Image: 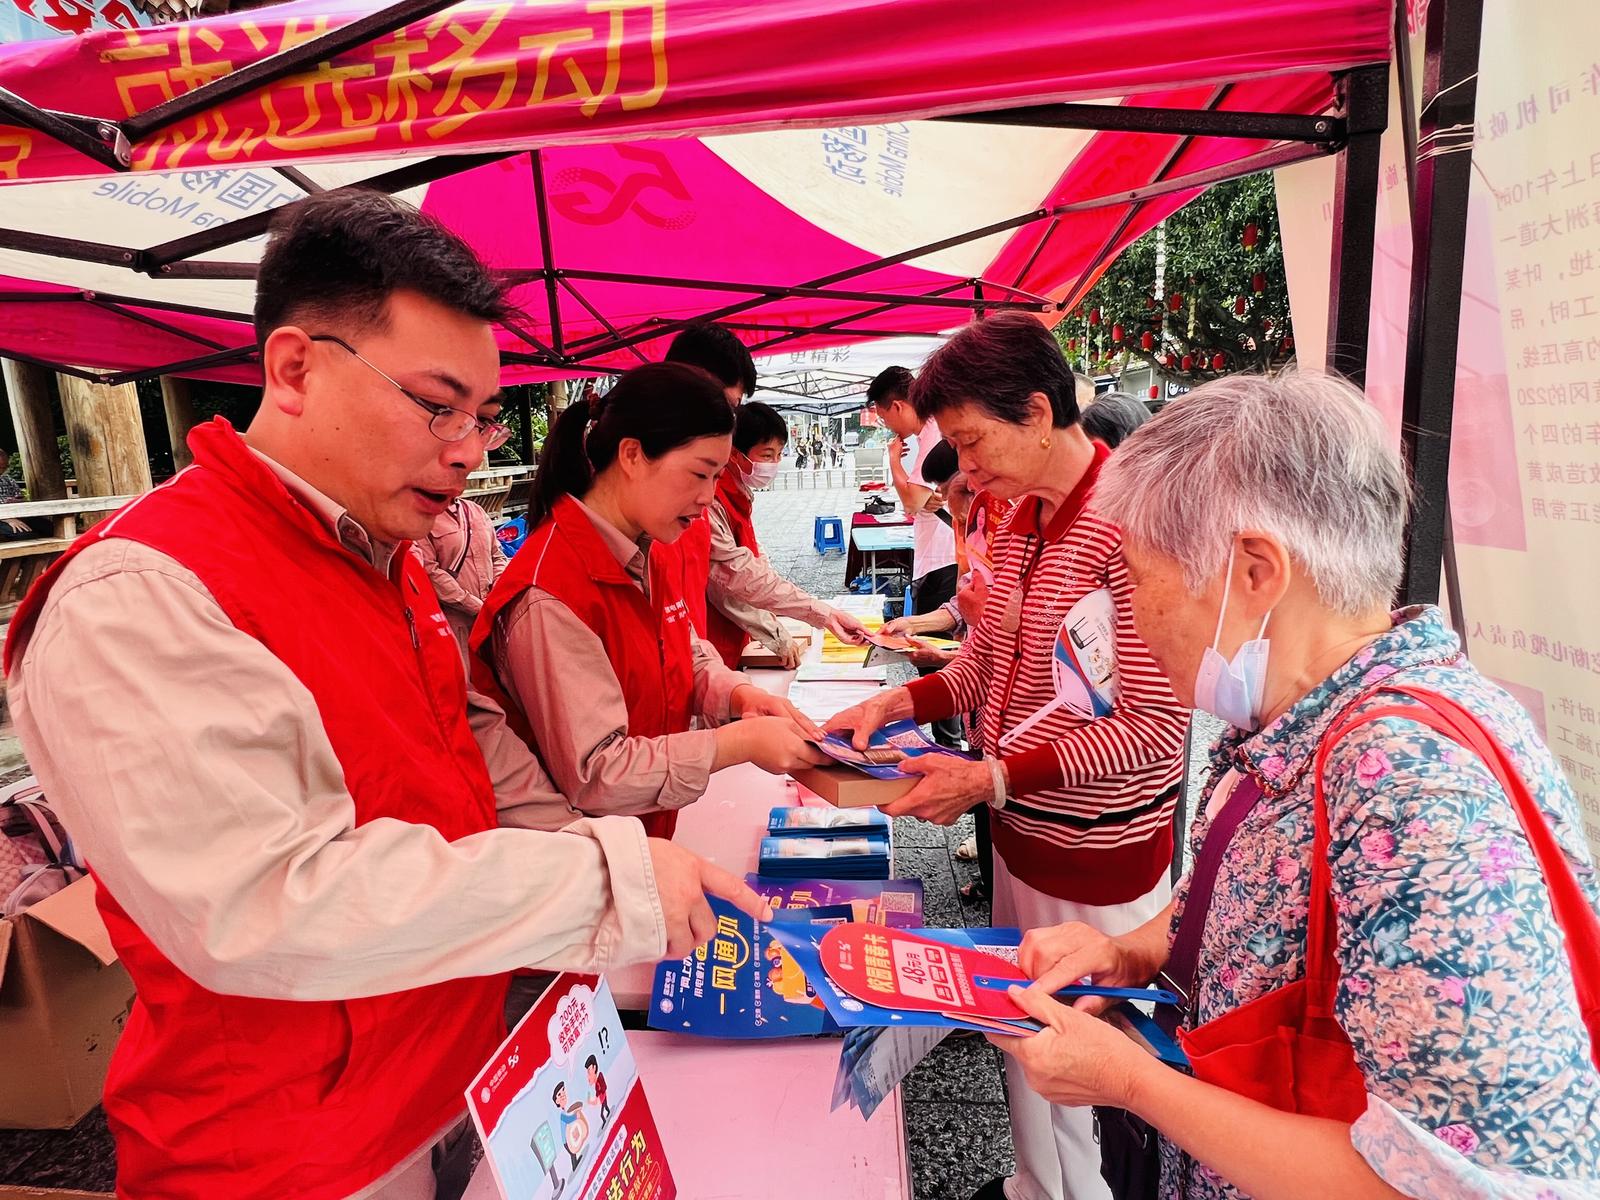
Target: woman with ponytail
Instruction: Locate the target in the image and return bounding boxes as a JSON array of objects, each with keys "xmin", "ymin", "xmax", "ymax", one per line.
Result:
[{"xmin": 471, "ymin": 363, "xmax": 826, "ymax": 838}]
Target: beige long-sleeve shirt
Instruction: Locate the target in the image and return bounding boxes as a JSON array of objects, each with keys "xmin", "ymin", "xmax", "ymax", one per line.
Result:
[
  {"xmin": 412, "ymin": 497, "xmax": 507, "ymax": 657},
  {"xmin": 705, "ymin": 491, "xmax": 832, "ymax": 656},
  {"xmin": 491, "ymin": 498, "xmax": 746, "ymax": 819},
  {"xmin": 5, "ymin": 455, "xmax": 669, "ymax": 1004}
]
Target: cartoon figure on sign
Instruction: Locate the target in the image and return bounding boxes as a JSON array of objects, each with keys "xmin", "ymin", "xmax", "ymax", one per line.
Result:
[
  {"xmin": 584, "ymin": 1053, "xmax": 610, "ymax": 1129},
  {"xmin": 551, "ymin": 1081, "xmax": 590, "ymax": 1171},
  {"xmin": 528, "ymin": 1120, "xmax": 565, "ymax": 1197}
]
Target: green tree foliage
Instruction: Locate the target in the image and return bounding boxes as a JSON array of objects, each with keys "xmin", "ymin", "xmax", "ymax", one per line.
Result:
[{"xmin": 1056, "ymin": 173, "xmax": 1294, "ymax": 386}]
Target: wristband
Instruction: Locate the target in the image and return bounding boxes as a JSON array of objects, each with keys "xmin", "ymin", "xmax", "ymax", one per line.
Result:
[{"xmin": 988, "ymin": 758, "xmax": 1010, "ymax": 811}]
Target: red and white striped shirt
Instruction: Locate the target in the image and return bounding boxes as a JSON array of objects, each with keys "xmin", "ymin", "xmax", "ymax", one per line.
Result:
[{"xmin": 905, "ymin": 444, "xmax": 1188, "ymax": 904}]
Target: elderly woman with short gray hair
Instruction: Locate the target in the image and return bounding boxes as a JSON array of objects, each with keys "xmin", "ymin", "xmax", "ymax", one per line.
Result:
[{"xmin": 995, "ymin": 372, "xmax": 1600, "ymax": 1199}]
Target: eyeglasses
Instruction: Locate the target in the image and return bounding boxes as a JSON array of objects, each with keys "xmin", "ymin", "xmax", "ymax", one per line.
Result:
[{"xmin": 310, "ymin": 334, "xmax": 512, "ymax": 451}]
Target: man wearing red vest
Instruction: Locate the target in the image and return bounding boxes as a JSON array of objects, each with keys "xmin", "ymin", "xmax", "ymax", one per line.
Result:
[{"xmin": 3, "ymin": 191, "xmax": 767, "ymax": 1200}]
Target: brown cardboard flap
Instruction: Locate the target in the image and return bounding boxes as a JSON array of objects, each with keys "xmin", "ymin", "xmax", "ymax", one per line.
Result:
[
  {"xmin": 0, "ymin": 919, "xmax": 12, "ymax": 986},
  {"xmin": 19, "ymin": 876, "xmax": 117, "ymax": 966},
  {"xmin": 0, "ymin": 1188, "xmax": 116, "ymax": 1199}
]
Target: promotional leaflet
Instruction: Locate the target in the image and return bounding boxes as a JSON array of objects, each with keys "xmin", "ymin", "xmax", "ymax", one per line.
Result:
[
  {"xmin": 816, "ymin": 719, "xmax": 967, "ymax": 780},
  {"xmin": 646, "ymin": 898, "xmax": 853, "ymax": 1039},
  {"xmin": 467, "ymin": 976, "xmax": 673, "ymax": 1200},
  {"xmin": 747, "ymin": 876, "xmax": 925, "ymax": 928},
  {"xmin": 999, "ymin": 587, "xmax": 1119, "ymax": 751}
]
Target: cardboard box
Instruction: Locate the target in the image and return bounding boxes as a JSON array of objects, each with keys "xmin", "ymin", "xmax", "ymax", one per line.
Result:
[
  {"xmin": 0, "ymin": 1188, "xmax": 114, "ymax": 1198},
  {"xmin": 789, "ymin": 764, "xmax": 915, "ymax": 808},
  {"xmin": 0, "ymin": 876, "xmax": 133, "ymax": 1129}
]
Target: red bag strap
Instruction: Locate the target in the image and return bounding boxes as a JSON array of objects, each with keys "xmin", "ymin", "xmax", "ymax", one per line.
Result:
[{"xmin": 1310, "ymin": 685, "xmax": 1600, "ymax": 1069}]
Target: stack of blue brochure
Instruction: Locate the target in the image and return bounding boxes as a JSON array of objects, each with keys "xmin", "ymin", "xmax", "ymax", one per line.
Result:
[{"xmin": 757, "ymin": 833, "xmax": 890, "ymax": 880}]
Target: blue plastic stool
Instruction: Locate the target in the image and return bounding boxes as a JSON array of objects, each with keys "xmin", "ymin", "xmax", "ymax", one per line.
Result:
[{"xmin": 813, "ymin": 515, "xmax": 846, "ymax": 555}]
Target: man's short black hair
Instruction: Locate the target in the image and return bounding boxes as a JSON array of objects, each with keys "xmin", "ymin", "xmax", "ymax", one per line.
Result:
[
  {"xmin": 552, "ymin": 1082, "xmax": 566, "ymax": 1104},
  {"xmin": 733, "ymin": 401, "xmax": 788, "ymax": 454},
  {"xmin": 921, "ymin": 438, "xmax": 958, "ymax": 486},
  {"xmin": 665, "ymin": 323, "xmax": 758, "ymax": 397},
  {"xmin": 584, "ymin": 1054, "xmax": 598, "ymax": 1071},
  {"xmin": 254, "ymin": 189, "xmax": 510, "ymax": 350},
  {"xmin": 866, "ymin": 365, "xmax": 913, "ymax": 407}
]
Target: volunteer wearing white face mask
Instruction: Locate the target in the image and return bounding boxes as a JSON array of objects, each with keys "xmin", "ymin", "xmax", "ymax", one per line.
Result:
[{"xmin": 704, "ymin": 401, "xmax": 870, "ymax": 668}]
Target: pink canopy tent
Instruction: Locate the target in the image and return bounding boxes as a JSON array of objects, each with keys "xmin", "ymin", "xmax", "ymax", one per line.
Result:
[{"xmin": 0, "ymin": 0, "xmax": 1393, "ymax": 385}]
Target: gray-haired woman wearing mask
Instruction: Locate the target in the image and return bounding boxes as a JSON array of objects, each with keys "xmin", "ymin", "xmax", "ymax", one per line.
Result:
[{"xmin": 997, "ymin": 372, "xmax": 1600, "ymax": 1200}]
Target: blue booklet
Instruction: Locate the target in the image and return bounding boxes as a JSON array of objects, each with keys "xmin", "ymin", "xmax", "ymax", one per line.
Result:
[
  {"xmin": 645, "ymin": 898, "xmax": 854, "ymax": 1039},
  {"xmin": 767, "ymin": 805, "xmax": 890, "ymax": 838},
  {"xmin": 816, "ymin": 719, "xmax": 967, "ymax": 780},
  {"xmin": 757, "ymin": 833, "xmax": 890, "ymax": 880}
]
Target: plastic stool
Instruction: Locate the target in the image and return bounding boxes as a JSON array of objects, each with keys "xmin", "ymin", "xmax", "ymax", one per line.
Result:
[{"xmin": 813, "ymin": 515, "xmax": 846, "ymax": 555}]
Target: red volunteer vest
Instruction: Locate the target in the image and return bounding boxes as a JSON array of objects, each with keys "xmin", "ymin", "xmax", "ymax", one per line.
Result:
[
  {"xmin": 471, "ymin": 494, "xmax": 696, "ymax": 839},
  {"xmin": 3, "ymin": 420, "xmax": 508, "ymax": 1200},
  {"xmin": 705, "ymin": 464, "xmax": 760, "ymax": 668},
  {"xmin": 652, "ymin": 509, "xmax": 711, "ymax": 636}
]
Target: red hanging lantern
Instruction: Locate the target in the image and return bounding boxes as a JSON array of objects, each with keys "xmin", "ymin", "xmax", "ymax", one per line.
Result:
[
  {"xmin": 1283, "ymin": 335, "xmax": 1294, "ymax": 352},
  {"xmin": 1067, "ymin": 337, "xmax": 1078, "ymax": 352},
  {"xmin": 1211, "ymin": 353, "xmax": 1226, "ymax": 370},
  {"xmin": 1111, "ymin": 323, "xmax": 1125, "ymax": 344},
  {"xmin": 1181, "ymin": 354, "xmax": 1194, "ymax": 371},
  {"xmin": 1263, "ymin": 317, "xmax": 1275, "ymax": 331},
  {"xmin": 1140, "ymin": 331, "xmax": 1154, "ymax": 351},
  {"xmin": 1242, "ymin": 222, "xmax": 1259, "ymax": 251},
  {"xmin": 1234, "ymin": 296, "xmax": 1248, "ymax": 317},
  {"xmin": 1089, "ymin": 307, "xmax": 1102, "ymax": 326},
  {"xmin": 1169, "ymin": 292, "xmax": 1184, "ymax": 312},
  {"xmin": 1252, "ymin": 272, "xmax": 1266, "ymax": 295},
  {"xmin": 1149, "ymin": 385, "xmax": 1160, "ymax": 400}
]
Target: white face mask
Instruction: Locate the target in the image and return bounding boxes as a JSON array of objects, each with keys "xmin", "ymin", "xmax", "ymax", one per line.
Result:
[
  {"xmin": 1192, "ymin": 544, "xmax": 1272, "ymax": 731},
  {"xmin": 746, "ymin": 461, "xmax": 782, "ymax": 489}
]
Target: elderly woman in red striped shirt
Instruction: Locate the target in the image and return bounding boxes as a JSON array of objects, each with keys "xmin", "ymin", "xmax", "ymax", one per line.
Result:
[{"xmin": 826, "ymin": 312, "xmax": 1188, "ymax": 1200}]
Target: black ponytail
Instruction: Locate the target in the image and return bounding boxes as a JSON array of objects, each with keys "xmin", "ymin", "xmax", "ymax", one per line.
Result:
[{"xmin": 529, "ymin": 362, "xmax": 735, "ymax": 528}]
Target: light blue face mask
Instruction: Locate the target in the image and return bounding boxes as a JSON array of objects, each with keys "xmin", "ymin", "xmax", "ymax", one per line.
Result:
[{"xmin": 1192, "ymin": 544, "xmax": 1272, "ymax": 731}]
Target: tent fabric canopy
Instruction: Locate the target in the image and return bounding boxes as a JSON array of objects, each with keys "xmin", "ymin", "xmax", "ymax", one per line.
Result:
[{"xmin": 0, "ymin": 0, "xmax": 1393, "ymax": 385}]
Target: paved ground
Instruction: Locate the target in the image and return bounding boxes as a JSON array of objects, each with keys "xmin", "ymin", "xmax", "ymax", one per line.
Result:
[{"xmin": 0, "ymin": 467, "xmax": 1216, "ymax": 1199}]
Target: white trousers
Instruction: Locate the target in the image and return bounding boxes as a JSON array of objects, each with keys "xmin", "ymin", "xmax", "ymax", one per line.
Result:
[{"xmin": 992, "ymin": 854, "xmax": 1172, "ymax": 1200}]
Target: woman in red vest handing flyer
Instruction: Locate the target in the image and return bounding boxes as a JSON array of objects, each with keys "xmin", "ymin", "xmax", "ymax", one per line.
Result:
[{"xmin": 473, "ymin": 363, "xmax": 826, "ymax": 838}]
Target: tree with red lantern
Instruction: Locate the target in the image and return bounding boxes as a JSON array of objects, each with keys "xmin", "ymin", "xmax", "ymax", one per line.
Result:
[{"xmin": 1056, "ymin": 174, "xmax": 1295, "ymax": 388}]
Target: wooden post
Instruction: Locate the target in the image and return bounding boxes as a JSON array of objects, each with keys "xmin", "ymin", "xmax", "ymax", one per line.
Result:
[
  {"xmin": 1, "ymin": 359, "xmax": 66, "ymax": 501},
  {"xmin": 57, "ymin": 375, "xmax": 152, "ymax": 498},
  {"xmin": 160, "ymin": 376, "xmax": 199, "ymax": 471}
]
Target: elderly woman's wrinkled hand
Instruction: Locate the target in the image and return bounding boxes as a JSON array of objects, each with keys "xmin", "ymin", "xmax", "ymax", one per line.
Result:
[
  {"xmin": 987, "ymin": 986, "xmax": 1154, "ymax": 1109},
  {"xmin": 1021, "ymin": 922, "xmax": 1151, "ymax": 1014},
  {"xmin": 882, "ymin": 754, "xmax": 988, "ymax": 825}
]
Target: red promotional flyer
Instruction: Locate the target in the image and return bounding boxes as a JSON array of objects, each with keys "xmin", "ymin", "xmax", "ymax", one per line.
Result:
[
  {"xmin": 467, "ymin": 975, "xmax": 675, "ymax": 1200},
  {"xmin": 818, "ymin": 925, "xmax": 1029, "ymax": 1027}
]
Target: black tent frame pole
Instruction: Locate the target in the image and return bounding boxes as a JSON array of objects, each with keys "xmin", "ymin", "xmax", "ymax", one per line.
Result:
[
  {"xmin": 1325, "ymin": 64, "xmax": 1390, "ymax": 387},
  {"xmin": 1399, "ymin": 0, "xmax": 1485, "ymax": 606},
  {"xmin": 529, "ymin": 150, "xmax": 565, "ymax": 360}
]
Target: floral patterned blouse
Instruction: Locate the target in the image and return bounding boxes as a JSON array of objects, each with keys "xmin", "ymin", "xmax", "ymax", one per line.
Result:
[{"xmin": 1161, "ymin": 606, "xmax": 1600, "ymax": 1199}]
